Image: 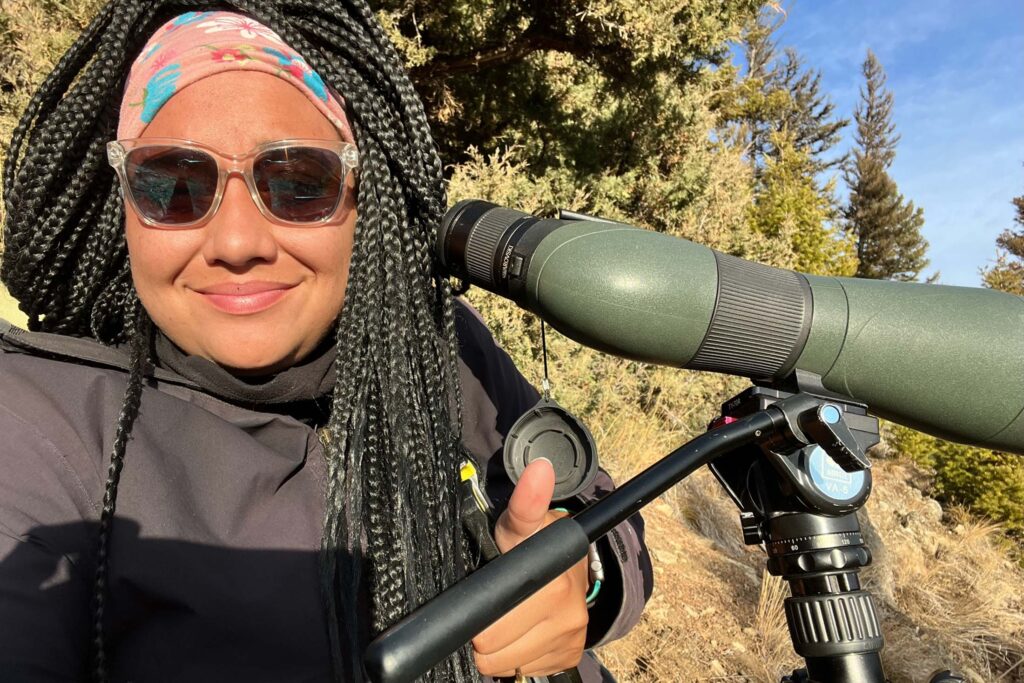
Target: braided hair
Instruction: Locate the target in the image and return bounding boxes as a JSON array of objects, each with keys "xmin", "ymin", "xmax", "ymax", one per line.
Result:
[{"xmin": 1, "ymin": 1, "xmax": 476, "ymax": 681}]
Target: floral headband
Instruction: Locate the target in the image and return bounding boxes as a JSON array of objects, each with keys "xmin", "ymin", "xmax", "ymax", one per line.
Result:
[{"xmin": 117, "ymin": 10, "xmax": 354, "ymax": 142}]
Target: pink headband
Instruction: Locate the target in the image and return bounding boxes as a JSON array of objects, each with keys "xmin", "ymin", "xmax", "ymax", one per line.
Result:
[{"xmin": 117, "ymin": 10, "xmax": 354, "ymax": 142}]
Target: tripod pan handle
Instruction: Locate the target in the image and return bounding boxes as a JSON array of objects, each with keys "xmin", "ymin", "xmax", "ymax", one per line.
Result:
[{"xmin": 363, "ymin": 517, "xmax": 591, "ymax": 683}]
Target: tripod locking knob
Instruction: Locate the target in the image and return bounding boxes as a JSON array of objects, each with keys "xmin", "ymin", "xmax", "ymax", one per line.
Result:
[
  {"xmin": 740, "ymin": 511, "xmax": 764, "ymax": 545},
  {"xmin": 800, "ymin": 404, "xmax": 871, "ymax": 473}
]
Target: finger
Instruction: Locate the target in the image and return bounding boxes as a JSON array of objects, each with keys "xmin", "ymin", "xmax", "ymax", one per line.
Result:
[
  {"xmin": 472, "ymin": 568, "xmax": 588, "ymax": 655},
  {"xmin": 494, "ymin": 458, "xmax": 556, "ymax": 552},
  {"xmin": 512, "ymin": 636, "xmax": 588, "ymax": 678},
  {"xmin": 473, "ymin": 581, "xmax": 561, "ymax": 655},
  {"xmin": 473, "ymin": 617, "xmax": 585, "ymax": 678}
]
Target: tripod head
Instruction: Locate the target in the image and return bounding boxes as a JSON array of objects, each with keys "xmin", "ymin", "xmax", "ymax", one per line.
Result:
[{"xmin": 710, "ymin": 387, "xmax": 884, "ymax": 683}]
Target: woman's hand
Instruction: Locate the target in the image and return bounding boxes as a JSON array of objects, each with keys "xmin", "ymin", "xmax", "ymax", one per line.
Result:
[{"xmin": 471, "ymin": 459, "xmax": 591, "ymax": 678}]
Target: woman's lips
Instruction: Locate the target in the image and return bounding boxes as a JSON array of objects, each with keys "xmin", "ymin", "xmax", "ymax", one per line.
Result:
[{"xmin": 197, "ymin": 286, "xmax": 294, "ymax": 314}]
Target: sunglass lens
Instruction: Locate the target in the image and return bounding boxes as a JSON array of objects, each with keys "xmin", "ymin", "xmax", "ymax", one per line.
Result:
[
  {"xmin": 254, "ymin": 147, "xmax": 344, "ymax": 223},
  {"xmin": 125, "ymin": 147, "xmax": 218, "ymax": 225}
]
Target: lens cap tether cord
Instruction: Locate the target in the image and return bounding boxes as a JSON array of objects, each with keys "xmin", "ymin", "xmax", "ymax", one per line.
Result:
[
  {"xmin": 458, "ymin": 320, "xmax": 597, "ymax": 683},
  {"xmin": 505, "ymin": 321, "xmax": 599, "ymax": 501}
]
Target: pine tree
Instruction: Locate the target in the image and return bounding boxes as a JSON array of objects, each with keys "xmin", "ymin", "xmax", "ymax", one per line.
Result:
[
  {"xmin": 843, "ymin": 50, "xmax": 930, "ymax": 281},
  {"xmin": 775, "ymin": 47, "xmax": 848, "ymax": 172},
  {"xmin": 726, "ymin": 8, "xmax": 851, "ymax": 276},
  {"xmin": 375, "ymin": 0, "xmax": 765, "ymax": 182},
  {"xmin": 730, "ymin": 8, "xmax": 848, "ymax": 175},
  {"xmin": 981, "ymin": 193, "xmax": 1024, "ymax": 295},
  {"xmin": 747, "ymin": 131, "xmax": 856, "ymax": 275}
]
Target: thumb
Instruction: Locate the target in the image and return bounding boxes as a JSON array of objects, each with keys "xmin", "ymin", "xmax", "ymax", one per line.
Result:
[{"xmin": 494, "ymin": 458, "xmax": 556, "ymax": 553}]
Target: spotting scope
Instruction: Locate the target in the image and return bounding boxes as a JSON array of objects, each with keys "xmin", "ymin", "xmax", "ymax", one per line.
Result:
[{"xmin": 437, "ymin": 200, "xmax": 1024, "ymax": 455}]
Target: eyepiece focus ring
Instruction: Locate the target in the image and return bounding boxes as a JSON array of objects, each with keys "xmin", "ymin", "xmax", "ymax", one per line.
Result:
[{"xmin": 463, "ymin": 207, "xmax": 528, "ymax": 286}]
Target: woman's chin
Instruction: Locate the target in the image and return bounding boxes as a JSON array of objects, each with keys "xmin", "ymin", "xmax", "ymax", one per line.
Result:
[
  {"xmin": 204, "ymin": 344, "xmax": 301, "ymax": 377},
  {"xmin": 222, "ymin": 356, "xmax": 296, "ymax": 377}
]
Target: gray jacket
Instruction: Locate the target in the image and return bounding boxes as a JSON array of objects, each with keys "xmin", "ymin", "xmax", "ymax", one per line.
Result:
[{"xmin": 0, "ymin": 302, "xmax": 652, "ymax": 682}]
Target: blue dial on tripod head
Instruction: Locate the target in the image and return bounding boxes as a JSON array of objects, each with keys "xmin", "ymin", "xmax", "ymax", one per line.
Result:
[{"xmin": 806, "ymin": 445, "xmax": 867, "ymax": 502}]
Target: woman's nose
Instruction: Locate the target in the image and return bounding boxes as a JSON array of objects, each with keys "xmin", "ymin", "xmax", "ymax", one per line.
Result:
[{"xmin": 200, "ymin": 173, "xmax": 278, "ymax": 268}]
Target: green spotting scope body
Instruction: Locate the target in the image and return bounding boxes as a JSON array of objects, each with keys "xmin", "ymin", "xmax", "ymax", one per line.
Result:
[{"xmin": 438, "ymin": 200, "xmax": 1024, "ymax": 456}]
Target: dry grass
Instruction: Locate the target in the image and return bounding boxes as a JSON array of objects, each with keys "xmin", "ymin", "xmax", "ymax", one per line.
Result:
[{"xmin": 865, "ymin": 464, "xmax": 1024, "ymax": 682}]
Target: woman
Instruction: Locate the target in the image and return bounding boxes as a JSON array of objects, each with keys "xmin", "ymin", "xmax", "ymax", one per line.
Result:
[{"xmin": 0, "ymin": 2, "xmax": 652, "ymax": 682}]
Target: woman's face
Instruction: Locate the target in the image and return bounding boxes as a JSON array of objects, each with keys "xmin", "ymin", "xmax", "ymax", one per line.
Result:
[{"xmin": 124, "ymin": 71, "xmax": 356, "ymax": 375}]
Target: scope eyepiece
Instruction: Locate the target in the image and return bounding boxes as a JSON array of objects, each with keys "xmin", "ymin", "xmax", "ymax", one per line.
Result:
[{"xmin": 437, "ymin": 199, "xmax": 562, "ymax": 301}]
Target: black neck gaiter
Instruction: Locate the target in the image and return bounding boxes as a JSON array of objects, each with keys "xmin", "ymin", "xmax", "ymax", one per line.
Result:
[{"xmin": 152, "ymin": 328, "xmax": 338, "ymax": 426}]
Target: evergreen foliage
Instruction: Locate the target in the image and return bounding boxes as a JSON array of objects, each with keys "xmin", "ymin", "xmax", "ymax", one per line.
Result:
[
  {"xmin": 843, "ymin": 50, "xmax": 930, "ymax": 281},
  {"xmin": 887, "ymin": 424, "xmax": 1024, "ymax": 539},
  {"xmin": 722, "ymin": 9, "xmax": 853, "ymax": 277},
  {"xmin": 981, "ymin": 193, "xmax": 1024, "ymax": 295},
  {"xmin": 378, "ymin": 0, "xmax": 762, "ymax": 184},
  {"xmin": 747, "ymin": 131, "xmax": 856, "ymax": 275},
  {"xmin": 726, "ymin": 8, "xmax": 848, "ymax": 175}
]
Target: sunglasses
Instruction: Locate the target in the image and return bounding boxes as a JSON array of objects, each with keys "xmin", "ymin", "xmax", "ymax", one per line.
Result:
[{"xmin": 106, "ymin": 137, "xmax": 360, "ymax": 228}]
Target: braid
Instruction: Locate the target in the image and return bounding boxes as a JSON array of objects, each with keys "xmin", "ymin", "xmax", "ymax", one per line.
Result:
[
  {"xmin": 2, "ymin": 0, "xmax": 173, "ymax": 340},
  {"xmin": 1, "ymin": 1, "xmax": 474, "ymax": 680},
  {"xmin": 91, "ymin": 297, "xmax": 151, "ymax": 681}
]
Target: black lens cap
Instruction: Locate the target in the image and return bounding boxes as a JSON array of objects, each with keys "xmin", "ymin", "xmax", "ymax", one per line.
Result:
[{"xmin": 503, "ymin": 398, "xmax": 599, "ymax": 501}]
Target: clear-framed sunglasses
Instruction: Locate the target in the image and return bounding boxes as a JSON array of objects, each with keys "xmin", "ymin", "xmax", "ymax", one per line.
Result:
[{"xmin": 106, "ymin": 137, "xmax": 360, "ymax": 228}]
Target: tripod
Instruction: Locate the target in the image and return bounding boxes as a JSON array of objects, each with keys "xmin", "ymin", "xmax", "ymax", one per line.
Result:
[{"xmin": 363, "ymin": 385, "xmax": 966, "ymax": 683}]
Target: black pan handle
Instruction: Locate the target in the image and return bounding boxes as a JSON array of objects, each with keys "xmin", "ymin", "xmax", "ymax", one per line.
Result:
[{"xmin": 363, "ymin": 517, "xmax": 590, "ymax": 683}]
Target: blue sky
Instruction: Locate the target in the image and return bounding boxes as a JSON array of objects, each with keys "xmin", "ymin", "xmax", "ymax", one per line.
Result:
[{"xmin": 765, "ymin": 0, "xmax": 1024, "ymax": 287}]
